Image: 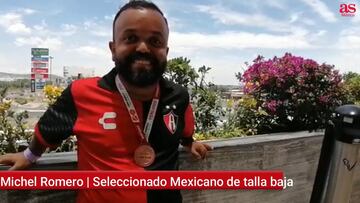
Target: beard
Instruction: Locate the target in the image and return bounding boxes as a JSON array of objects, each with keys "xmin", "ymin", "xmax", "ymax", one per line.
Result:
[{"xmin": 114, "ymin": 52, "xmax": 166, "ymax": 87}]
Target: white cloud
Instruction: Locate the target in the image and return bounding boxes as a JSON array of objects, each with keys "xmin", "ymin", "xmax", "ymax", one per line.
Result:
[
  {"xmin": 169, "ymin": 31, "xmax": 313, "ymax": 55},
  {"xmin": 337, "ymin": 27, "xmax": 360, "ymax": 49},
  {"xmin": 300, "ymin": 0, "xmax": 337, "ymax": 22},
  {"xmin": 8, "ymin": 23, "xmax": 31, "ymax": 34},
  {"xmin": 337, "ymin": 35, "xmax": 360, "ymax": 49},
  {"xmin": 31, "ymin": 21, "xmax": 78, "ymax": 37},
  {"xmin": 33, "ymin": 25, "xmax": 45, "ymax": 31},
  {"xmin": 352, "ymin": 12, "xmax": 360, "ymax": 23},
  {"xmin": 301, "ymin": 18, "xmax": 316, "ymax": 26},
  {"xmin": 83, "ymin": 19, "xmax": 111, "ymax": 38},
  {"xmin": 0, "ymin": 13, "xmax": 31, "ymax": 35},
  {"xmin": 289, "ymin": 12, "xmax": 316, "ymax": 25},
  {"xmin": 235, "ymin": 0, "xmax": 288, "ymax": 11},
  {"xmin": 83, "ymin": 20, "xmax": 97, "ymax": 29},
  {"xmin": 33, "ymin": 24, "xmax": 47, "ymax": 33},
  {"xmin": 104, "ymin": 15, "xmax": 114, "ymax": 21},
  {"xmin": 72, "ymin": 46, "xmax": 110, "ymax": 58},
  {"xmin": 196, "ymin": 5, "xmax": 303, "ymax": 33},
  {"xmin": 18, "ymin": 8, "xmax": 37, "ymax": 15},
  {"xmin": 340, "ymin": 27, "xmax": 360, "ymax": 36},
  {"xmin": 91, "ymin": 29, "xmax": 111, "ymax": 37},
  {"xmin": 0, "ymin": 8, "xmax": 36, "ymax": 35},
  {"xmin": 186, "ymin": 55, "xmax": 245, "ymax": 85},
  {"xmin": 263, "ymin": 0, "xmax": 287, "ymax": 10},
  {"xmin": 61, "ymin": 24, "xmax": 78, "ymax": 36},
  {"xmin": 290, "ymin": 13, "xmax": 300, "ymax": 23},
  {"xmin": 331, "ymin": 52, "xmax": 360, "ymax": 73},
  {"xmin": 0, "ymin": 54, "xmax": 9, "ymax": 69},
  {"xmin": 14, "ymin": 37, "xmax": 62, "ymax": 50},
  {"xmin": 315, "ymin": 30, "xmax": 327, "ymax": 36},
  {"xmin": 168, "ymin": 17, "xmax": 184, "ymax": 30}
]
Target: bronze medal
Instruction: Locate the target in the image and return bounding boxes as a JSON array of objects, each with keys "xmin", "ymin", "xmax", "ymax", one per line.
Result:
[
  {"xmin": 134, "ymin": 144, "xmax": 155, "ymax": 167},
  {"xmin": 115, "ymin": 76, "xmax": 159, "ymax": 168}
]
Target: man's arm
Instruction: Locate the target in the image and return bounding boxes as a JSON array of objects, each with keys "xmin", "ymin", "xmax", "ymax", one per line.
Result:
[
  {"xmin": 183, "ymin": 141, "xmax": 212, "ymax": 160},
  {"xmin": 0, "ymin": 135, "xmax": 47, "ymax": 170},
  {"xmin": 28, "ymin": 135, "xmax": 48, "ymax": 156},
  {"xmin": 0, "ymin": 84, "xmax": 77, "ymax": 170},
  {"xmin": 181, "ymin": 104, "xmax": 212, "ymax": 159}
]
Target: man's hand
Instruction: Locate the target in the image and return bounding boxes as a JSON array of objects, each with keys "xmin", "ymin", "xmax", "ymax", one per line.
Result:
[
  {"xmin": 0, "ymin": 152, "xmax": 32, "ymax": 170},
  {"xmin": 187, "ymin": 142, "xmax": 212, "ymax": 160}
]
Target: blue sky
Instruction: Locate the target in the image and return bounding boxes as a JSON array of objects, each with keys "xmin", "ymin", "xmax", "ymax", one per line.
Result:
[{"xmin": 0, "ymin": 0, "xmax": 359, "ymax": 85}]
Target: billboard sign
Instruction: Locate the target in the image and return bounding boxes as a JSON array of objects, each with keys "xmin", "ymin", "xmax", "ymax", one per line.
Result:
[
  {"xmin": 31, "ymin": 48, "xmax": 49, "ymax": 56},
  {"xmin": 31, "ymin": 68, "xmax": 48, "ymax": 74},
  {"xmin": 35, "ymin": 79, "xmax": 46, "ymax": 89},
  {"xmin": 31, "ymin": 56, "xmax": 49, "ymax": 62},
  {"xmin": 31, "ymin": 48, "xmax": 49, "ymax": 91},
  {"xmin": 32, "ymin": 62, "xmax": 48, "ymax": 69}
]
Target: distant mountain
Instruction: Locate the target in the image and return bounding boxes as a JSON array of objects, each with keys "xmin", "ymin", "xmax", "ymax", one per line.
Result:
[
  {"xmin": 0, "ymin": 72, "xmax": 63, "ymax": 82},
  {"xmin": 217, "ymin": 84, "xmax": 242, "ymax": 89},
  {"xmin": 0, "ymin": 72, "xmax": 28, "ymax": 81}
]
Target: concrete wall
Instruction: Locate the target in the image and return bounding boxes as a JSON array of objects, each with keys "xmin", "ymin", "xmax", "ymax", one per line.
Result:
[{"xmin": 0, "ymin": 131, "xmax": 359, "ymax": 203}]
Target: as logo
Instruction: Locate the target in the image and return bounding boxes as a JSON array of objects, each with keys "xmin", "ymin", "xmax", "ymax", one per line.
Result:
[
  {"xmin": 163, "ymin": 111, "xmax": 178, "ymax": 134},
  {"xmin": 339, "ymin": 4, "xmax": 357, "ymax": 16}
]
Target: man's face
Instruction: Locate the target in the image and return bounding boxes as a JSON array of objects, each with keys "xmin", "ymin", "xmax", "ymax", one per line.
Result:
[{"xmin": 109, "ymin": 8, "xmax": 169, "ymax": 87}]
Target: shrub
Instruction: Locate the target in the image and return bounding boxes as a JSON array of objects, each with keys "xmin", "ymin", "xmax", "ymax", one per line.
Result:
[
  {"xmin": 192, "ymin": 86, "xmax": 223, "ymax": 133},
  {"xmin": 240, "ymin": 53, "xmax": 346, "ymax": 132},
  {"xmin": 226, "ymin": 96, "xmax": 274, "ymax": 135},
  {"xmin": 343, "ymin": 72, "xmax": 360, "ymax": 105},
  {"xmin": 165, "ymin": 58, "xmax": 224, "ymax": 135},
  {"xmin": 0, "ymin": 87, "xmax": 32, "ymax": 154},
  {"xmin": 43, "ymin": 85, "xmax": 64, "ymax": 105}
]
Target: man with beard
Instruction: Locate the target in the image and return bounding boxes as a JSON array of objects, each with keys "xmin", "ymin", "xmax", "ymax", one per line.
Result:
[{"xmin": 0, "ymin": 1, "xmax": 211, "ymax": 203}]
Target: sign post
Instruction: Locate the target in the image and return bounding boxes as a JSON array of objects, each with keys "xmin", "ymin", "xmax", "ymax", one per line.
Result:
[{"xmin": 31, "ymin": 48, "xmax": 49, "ymax": 91}]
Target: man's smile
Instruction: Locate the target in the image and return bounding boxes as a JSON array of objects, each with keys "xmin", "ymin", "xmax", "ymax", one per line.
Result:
[{"xmin": 132, "ymin": 59, "xmax": 152, "ymax": 69}]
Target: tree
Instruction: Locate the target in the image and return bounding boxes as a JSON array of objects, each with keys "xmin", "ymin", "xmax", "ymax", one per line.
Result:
[
  {"xmin": 165, "ymin": 57, "xmax": 224, "ymax": 134},
  {"xmin": 165, "ymin": 57, "xmax": 198, "ymax": 88},
  {"xmin": 0, "ymin": 87, "xmax": 32, "ymax": 154},
  {"xmin": 239, "ymin": 53, "xmax": 346, "ymax": 133},
  {"xmin": 0, "ymin": 79, "xmax": 31, "ymax": 89},
  {"xmin": 343, "ymin": 72, "xmax": 359, "ymax": 81},
  {"xmin": 343, "ymin": 72, "xmax": 360, "ymax": 104}
]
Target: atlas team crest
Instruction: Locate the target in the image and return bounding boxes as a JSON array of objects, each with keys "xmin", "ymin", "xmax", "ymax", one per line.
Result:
[{"xmin": 163, "ymin": 111, "xmax": 178, "ymax": 134}]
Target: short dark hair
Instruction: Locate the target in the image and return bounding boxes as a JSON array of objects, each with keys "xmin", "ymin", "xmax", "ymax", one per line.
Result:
[{"xmin": 112, "ymin": 0, "xmax": 168, "ymax": 40}]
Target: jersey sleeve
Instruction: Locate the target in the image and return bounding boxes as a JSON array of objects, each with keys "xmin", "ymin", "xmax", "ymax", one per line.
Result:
[
  {"xmin": 180, "ymin": 103, "xmax": 195, "ymax": 146},
  {"xmin": 34, "ymin": 84, "xmax": 77, "ymax": 147}
]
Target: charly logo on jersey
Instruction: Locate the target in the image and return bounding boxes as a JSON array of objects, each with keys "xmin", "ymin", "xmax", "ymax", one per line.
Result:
[
  {"xmin": 98, "ymin": 112, "xmax": 117, "ymax": 130},
  {"xmin": 163, "ymin": 110, "xmax": 178, "ymax": 134}
]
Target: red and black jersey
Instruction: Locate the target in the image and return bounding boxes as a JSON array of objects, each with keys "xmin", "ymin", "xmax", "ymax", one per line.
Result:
[{"xmin": 34, "ymin": 68, "xmax": 195, "ymax": 203}]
